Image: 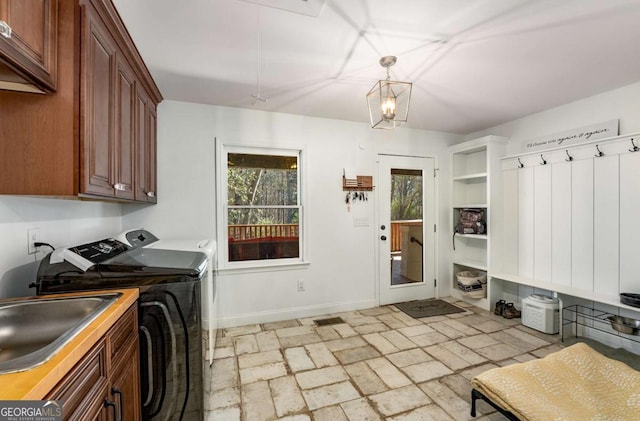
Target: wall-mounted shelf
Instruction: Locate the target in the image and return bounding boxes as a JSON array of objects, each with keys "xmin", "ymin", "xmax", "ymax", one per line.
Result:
[
  {"xmin": 455, "ymin": 233, "xmax": 487, "ymax": 240},
  {"xmin": 453, "ymin": 258, "xmax": 488, "ymax": 271},
  {"xmin": 453, "ymin": 173, "xmax": 488, "ymax": 182},
  {"xmin": 342, "ymin": 175, "xmax": 374, "ymax": 191}
]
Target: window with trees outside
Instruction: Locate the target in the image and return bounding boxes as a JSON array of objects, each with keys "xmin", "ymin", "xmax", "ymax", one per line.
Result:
[{"xmin": 225, "ymin": 150, "xmax": 301, "ymax": 263}]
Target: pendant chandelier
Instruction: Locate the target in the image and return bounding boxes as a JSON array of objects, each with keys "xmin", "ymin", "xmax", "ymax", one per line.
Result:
[{"xmin": 366, "ymin": 56, "xmax": 412, "ymax": 129}]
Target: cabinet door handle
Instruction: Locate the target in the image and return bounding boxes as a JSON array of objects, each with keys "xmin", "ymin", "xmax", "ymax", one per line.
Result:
[
  {"xmin": 0, "ymin": 21, "xmax": 11, "ymax": 39},
  {"xmin": 146, "ymin": 191, "xmax": 155, "ymax": 198},
  {"xmin": 113, "ymin": 183, "xmax": 126, "ymax": 191},
  {"xmin": 112, "ymin": 387, "xmax": 124, "ymax": 421},
  {"xmin": 104, "ymin": 398, "xmax": 119, "ymax": 421}
]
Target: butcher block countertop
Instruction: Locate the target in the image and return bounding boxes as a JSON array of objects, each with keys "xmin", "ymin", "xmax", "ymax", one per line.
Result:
[{"xmin": 0, "ymin": 288, "xmax": 139, "ymax": 400}]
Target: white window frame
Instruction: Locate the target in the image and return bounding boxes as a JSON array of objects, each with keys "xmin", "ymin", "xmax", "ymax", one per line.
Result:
[{"xmin": 216, "ymin": 139, "xmax": 308, "ymax": 271}]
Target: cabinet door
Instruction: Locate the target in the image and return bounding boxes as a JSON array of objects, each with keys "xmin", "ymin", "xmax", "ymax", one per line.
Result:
[
  {"xmin": 108, "ymin": 305, "xmax": 141, "ymax": 421},
  {"xmin": 46, "ymin": 339, "xmax": 109, "ymax": 421},
  {"xmin": 147, "ymin": 104, "xmax": 157, "ymax": 203},
  {"xmin": 109, "ymin": 340, "xmax": 141, "ymax": 421},
  {"xmin": 134, "ymin": 88, "xmax": 157, "ymax": 203},
  {"xmin": 81, "ymin": 3, "xmax": 116, "ymax": 198},
  {"xmin": 114, "ymin": 52, "xmax": 135, "ymax": 200},
  {"xmin": 0, "ymin": 0, "xmax": 57, "ymax": 92}
]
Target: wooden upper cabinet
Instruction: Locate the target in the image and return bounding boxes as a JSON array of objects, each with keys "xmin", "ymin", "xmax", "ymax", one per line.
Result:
[
  {"xmin": 80, "ymin": 0, "xmax": 159, "ymax": 202},
  {"xmin": 0, "ymin": 0, "xmax": 57, "ymax": 93},
  {"xmin": 0, "ymin": 0, "xmax": 162, "ymax": 202}
]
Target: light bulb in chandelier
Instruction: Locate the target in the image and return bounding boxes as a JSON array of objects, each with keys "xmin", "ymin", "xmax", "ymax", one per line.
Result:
[{"xmin": 381, "ymin": 96, "xmax": 396, "ymax": 120}]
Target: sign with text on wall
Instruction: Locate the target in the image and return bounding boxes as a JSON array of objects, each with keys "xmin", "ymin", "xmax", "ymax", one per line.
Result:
[{"xmin": 522, "ymin": 119, "xmax": 619, "ymax": 153}]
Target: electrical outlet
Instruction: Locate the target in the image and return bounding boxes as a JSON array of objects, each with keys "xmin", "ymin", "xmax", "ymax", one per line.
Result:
[
  {"xmin": 27, "ymin": 227, "xmax": 40, "ymax": 254},
  {"xmin": 297, "ymin": 280, "xmax": 305, "ymax": 292}
]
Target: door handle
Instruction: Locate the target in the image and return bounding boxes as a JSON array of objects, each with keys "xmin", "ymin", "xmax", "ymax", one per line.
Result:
[
  {"xmin": 104, "ymin": 398, "xmax": 118, "ymax": 421},
  {"xmin": 0, "ymin": 21, "xmax": 11, "ymax": 39},
  {"xmin": 112, "ymin": 387, "xmax": 124, "ymax": 421},
  {"xmin": 380, "ymin": 235, "xmax": 387, "ymax": 241}
]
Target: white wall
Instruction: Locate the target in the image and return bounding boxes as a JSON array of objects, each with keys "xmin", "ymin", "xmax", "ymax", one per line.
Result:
[
  {"xmin": 122, "ymin": 101, "xmax": 462, "ymax": 327},
  {"xmin": 0, "ymin": 197, "xmax": 122, "ymax": 298},
  {"xmin": 466, "ymin": 81, "xmax": 640, "ymax": 153}
]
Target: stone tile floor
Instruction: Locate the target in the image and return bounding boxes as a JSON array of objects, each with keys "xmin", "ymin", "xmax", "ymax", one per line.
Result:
[{"xmin": 204, "ymin": 298, "xmax": 562, "ymax": 420}]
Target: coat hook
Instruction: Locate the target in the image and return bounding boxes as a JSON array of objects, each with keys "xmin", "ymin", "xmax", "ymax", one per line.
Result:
[
  {"xmin": 630, "ymin": 138, "xmax": 639, "ymax": 152},
  {"xmin": 540, "ymin": 154, "xmax": 547, "ymax": 165},
  {"xmin": 565, "ymin": 150, "xmax": 573, "ymax": 162},
  {"xmin": 517, "ymin": 158, "xmax": 524, "ymax": 168},
  {"xmin": 594, "ymin": 145, "xmax": 604, "ymax": 157}
]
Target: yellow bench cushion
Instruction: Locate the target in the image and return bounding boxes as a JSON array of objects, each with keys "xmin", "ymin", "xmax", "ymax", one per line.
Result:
[{"xmin": 472, "ymin": 342, "xmax": 640, "ymax": 420}]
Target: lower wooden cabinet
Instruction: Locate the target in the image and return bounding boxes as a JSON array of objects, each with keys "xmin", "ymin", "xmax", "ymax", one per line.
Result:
[{"xmin": 47, "ymin": 304, "xmax": 140, "ymax": 421}]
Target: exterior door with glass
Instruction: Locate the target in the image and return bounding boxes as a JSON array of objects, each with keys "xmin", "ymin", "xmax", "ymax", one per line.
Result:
[{"xmin": 377, "ymin": 154, "xmax": 435, "ymax": 305}]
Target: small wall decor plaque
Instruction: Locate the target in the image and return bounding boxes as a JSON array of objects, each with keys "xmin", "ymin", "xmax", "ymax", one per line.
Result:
[{"xmin": 521, "ymin": 119, "xmax": 619, "ymax": 153}]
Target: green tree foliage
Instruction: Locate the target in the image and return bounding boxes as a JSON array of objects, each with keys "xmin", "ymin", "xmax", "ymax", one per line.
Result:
[
  {"xmin": 390, "ymin": 174, "xmax": 422, "ymax": 221},
  {"xmin": 228, "ymin": 167, "xmax": 298, "ymax": 225}
]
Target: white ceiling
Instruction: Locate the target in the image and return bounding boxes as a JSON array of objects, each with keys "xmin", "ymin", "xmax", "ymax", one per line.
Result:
[{"xmin": 112, "ymin": 0, "xmax": 640, "ymax": 134}]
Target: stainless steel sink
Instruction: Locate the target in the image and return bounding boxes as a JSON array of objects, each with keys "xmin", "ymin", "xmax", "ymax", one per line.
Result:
[{"xmin": 0, "ymin": 293, "xmax": 121, "ymax": 374}]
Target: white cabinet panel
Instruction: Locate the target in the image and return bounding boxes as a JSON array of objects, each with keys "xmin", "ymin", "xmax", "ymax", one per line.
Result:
[
  {"xmin": 571, "ymin": 159, "xmax": 594, "ymax": 292},
  {"xmin": 620, "ymin": 152, "xmax": 640, "ymax": 294},
  {"xmin": 594, "ymin": 155, "xmax": 619, "ymax": 296},
  {"xmin": 534, "ymin": 165, "xmax": 552, "ymax": 282},
  {"xmin": 551, "ymin": 162, "xmax": 572, "ymax": 286},
  {"xmin": 518, "ymin": 167, "xmax": 534, "ymax": 278},
  {"xmin": 502, "ymin": 169, "xmax": 519, "ymax": 274}
]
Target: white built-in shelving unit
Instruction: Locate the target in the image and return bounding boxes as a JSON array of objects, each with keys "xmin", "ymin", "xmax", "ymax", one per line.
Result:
[{"xmin": 449, "ymin": 136, "xmax": 507, "ymax": 310}]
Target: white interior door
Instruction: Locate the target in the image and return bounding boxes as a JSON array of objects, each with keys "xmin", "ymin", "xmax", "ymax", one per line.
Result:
[{"xmin": 377, "ymin": 154, "xmax": 435, "ymax": 305}]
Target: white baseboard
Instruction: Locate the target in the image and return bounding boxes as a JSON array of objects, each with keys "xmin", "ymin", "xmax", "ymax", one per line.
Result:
[{"xmin": 217, "ymin": 299, "xmax": 378, "ymax": 328}]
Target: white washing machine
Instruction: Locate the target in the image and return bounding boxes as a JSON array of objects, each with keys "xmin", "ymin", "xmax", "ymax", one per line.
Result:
[{"xmin": 118, "ymin": 229, "xmax": 218, "ymax": 364}]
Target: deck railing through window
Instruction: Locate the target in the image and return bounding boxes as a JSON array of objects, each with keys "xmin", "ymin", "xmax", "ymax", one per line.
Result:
[
  {"xmin": 228, "ymin": 222, "xmax": 419, "ymax": 256},
  {"xmin": 390, "ymin": 220, "xmax": 422, "ymax": 252},
  {"xmin": 228, "ymin": 224, "xmax": 299, "ymax": 241},
  {"xmin": 228, "ymin": 223, "xmax": 299, "ymax": 261}
]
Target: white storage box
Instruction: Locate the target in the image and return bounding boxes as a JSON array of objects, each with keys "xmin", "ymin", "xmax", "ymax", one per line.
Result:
[
  {"xmin": 522, "ymin": 294, "xmax": 559, "ymax": 334},
  {"xmin": 456, "ymin": 270, "xmax": 487, "ymax": 299}
]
